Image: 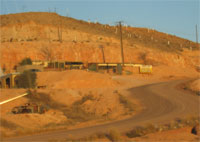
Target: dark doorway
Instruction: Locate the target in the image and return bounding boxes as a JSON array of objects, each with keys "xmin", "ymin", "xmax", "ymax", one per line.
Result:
[{"xmin": 6, "ymin": 78, "xmax": 10, "ymax": 88}]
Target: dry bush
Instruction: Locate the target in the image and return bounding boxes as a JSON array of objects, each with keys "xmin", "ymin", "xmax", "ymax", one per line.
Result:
[
  {"xmin": 73, "ymin": 94, "xmax": 94, "ymax": 106},
  {"xmin": 44, "ymin": 120, "xmax": 73, "ymax": 129},
  {"xmin": 27, "ymin": 91, "xmax": 97, "ymax": 122},
  {"xmin": 127, "ymin": 116, "xmax": 200, "ymax": 138},
  {"xmin": 65, "ymin": 132, "xmax": 107, "ymax": 142},
  {"xmin": 26, "ymin": 91, "xmax": 64, "ymax": 110},
  {"xmin": 63, "ymin": 106, "xmax": 96, "ymax": 122},
  {"xmin": 107, "ymin": 129, "xmax": 121, "ymax": 142},
  {"xmin": 0, "ymin": 119, "xmax": 18, "ymax": 130},
  {"xmin": 63, "ymin": 94, "xmax": 97, "ymax": 122},
  {"xmin": 144, "ymin": 123, "xmax": 158, "ymax": 133},
  {"xmin": 40, "ymin": 46, "xmax": 54, "ymax": 62},
  {"xmin": 139, "ymin": 52, "xmax": 147, "ymax": 64},
  {"xmin": 118, "ymin": 94, "xmax": 134, "ymax": 112},
  {"xmin": 127, "ymin": 126, "xmax": 146, "ymax": 138}
]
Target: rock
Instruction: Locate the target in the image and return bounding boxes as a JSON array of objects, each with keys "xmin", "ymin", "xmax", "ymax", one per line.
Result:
[{"xmin": 191, "ymin": 124, "xmax": 200, "ymax": 135}]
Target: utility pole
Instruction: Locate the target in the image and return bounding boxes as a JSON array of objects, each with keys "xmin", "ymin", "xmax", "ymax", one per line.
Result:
[
  {"xmin": 57, "ymin": 17, "xmax": 62, "ymax": 43},
  {"xmin": 196, "ymin": 24, "xmax": 199, "ymax": 48},
  {"xmin": 117, "ymin": 21, "xmax": 125, "ymax": 66},
  {"xmin": 60, "ymin": 18, "xmax": 63, "ymax": 43},
  {"xmin": 99, "ymin": 45, "xmax": 105, "ymax": 63}
]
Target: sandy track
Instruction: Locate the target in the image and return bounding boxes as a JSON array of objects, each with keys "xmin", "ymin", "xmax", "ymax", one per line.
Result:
[{"xmin": 3, "ymin": 79, "xmax": 199, "ymax": 142}]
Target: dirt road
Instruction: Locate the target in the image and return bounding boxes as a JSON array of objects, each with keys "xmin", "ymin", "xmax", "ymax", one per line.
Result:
[{"xmin": 3, "ymin": 79, "xmax": 199, "ymax": 142}]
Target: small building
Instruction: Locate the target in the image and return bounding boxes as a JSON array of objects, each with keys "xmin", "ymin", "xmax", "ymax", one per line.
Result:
[
  {"xmin": 32, "ymin": 61, "xmax": 49, "ymax": 67},
  {"xmin": 47, "ymin": 61, "xmax": 84, "ymax": 70},
  {"xmin": 32, "ymin": 60, "xmax": 84, "ymax": 70},
  {"xmin": 97, "ymin": 63, "xmax": 118, "ymax": 73},
  {"xmin": 0, "ymin": 72, "xmax": 20, "ymax": 88},
  {"xmin": 87, "ymin": 63, "xmax": 122, "ymax": 74},
  {"xmin": 65, "ymin": 61, "xmax": 84, "ymax": 69},
  {"xmin": 16, "ymin": 65, "xmax": 44, "ymax": 73}
]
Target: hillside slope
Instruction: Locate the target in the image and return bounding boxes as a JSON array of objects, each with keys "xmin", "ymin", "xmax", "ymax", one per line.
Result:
[
  {"xmin": 0, "ymin": 12, "xmax": 199, "ymax": 76},
  {"xmin": 0, "ymin": 12, "xmax": 198, "ymax": 51}
]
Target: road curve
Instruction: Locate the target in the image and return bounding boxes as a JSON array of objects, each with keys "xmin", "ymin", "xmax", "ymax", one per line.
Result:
[{"xmin": 3, "ymin": 79, "xmax": 200, "ymax": 142}]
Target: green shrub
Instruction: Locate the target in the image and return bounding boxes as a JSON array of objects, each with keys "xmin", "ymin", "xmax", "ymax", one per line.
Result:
[
  {"xmin": 19, "ymin": 57, "xmax": 32, "ymax": 65},
  {"xmin": 88, "ymin": 64, "xmax": 97, "ymax": 71}
]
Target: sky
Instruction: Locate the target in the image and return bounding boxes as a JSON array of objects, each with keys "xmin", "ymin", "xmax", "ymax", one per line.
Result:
[{"xmin": 0, "ymin": 0, "xmax": 199, "ymax": 42}]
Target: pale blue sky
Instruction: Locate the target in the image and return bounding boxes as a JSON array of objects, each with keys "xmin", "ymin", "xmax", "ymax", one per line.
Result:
[{"xmin": 0, "ymin": 0, "xmax": 199, "ymax": 42}]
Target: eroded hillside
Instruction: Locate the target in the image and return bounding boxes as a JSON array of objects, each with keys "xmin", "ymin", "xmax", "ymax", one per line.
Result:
[{"xmin": 0, "ymin": 12, "xmax": 199, "ymax": 76}]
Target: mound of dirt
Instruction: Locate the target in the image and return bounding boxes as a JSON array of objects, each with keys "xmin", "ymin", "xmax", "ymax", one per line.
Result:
[
  {"xmin": 37, "ymin": 70, "xmax": 119, "ymax": 89},
  {"xmin": 0, "ymin": 88, "xmax": 136, "ymax": 137},
  {"xmin": 80, "ymin": 89, "xmax": 124, "ymax": 118}
]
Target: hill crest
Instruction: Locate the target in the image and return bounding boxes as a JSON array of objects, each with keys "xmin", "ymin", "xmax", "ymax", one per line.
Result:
[{"xmin": 0, "ymin": 12, "xmax": 198, "ymax": 52}]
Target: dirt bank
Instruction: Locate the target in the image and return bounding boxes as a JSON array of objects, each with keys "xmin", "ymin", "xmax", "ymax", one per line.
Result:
[{"xmin": 37, "ymin": 70, "xmax": 119, "ymax": 89}]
